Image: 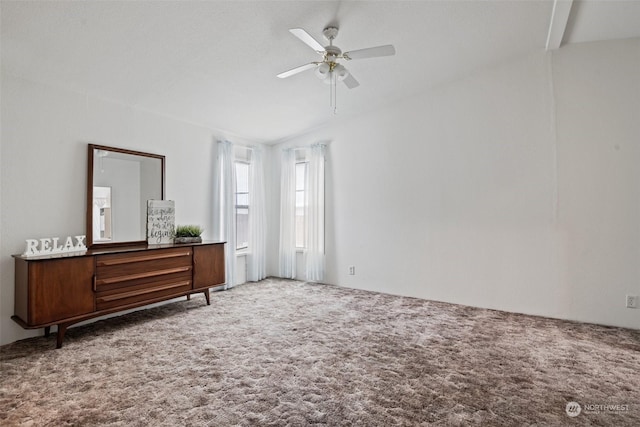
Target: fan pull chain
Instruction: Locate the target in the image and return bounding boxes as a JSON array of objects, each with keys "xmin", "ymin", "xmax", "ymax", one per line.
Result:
[
  {"xmin": 335, "ymin": 72, "xmax": 338, "ymax": 114},
  {"xmin": 329, "ymin": 72, "xmax": 338, "ymax": 114},
  {"xmin": 331, "ymin": 73, "xmax": 334, "ymax": 109},
  {"xmin": 334, "ymin": 81, "xmax": 338, "ymax": 115}
]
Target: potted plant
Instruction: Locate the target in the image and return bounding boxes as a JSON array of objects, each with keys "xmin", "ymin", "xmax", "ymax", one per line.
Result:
[{"xmin": 174, "ymin": 225, "xmax": 203, "ymax": 244}]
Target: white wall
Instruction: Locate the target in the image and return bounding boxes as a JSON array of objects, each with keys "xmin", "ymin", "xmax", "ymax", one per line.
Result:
[
  {"xmin": 0, "ymin": 74, "xmax": 258, "ymax": 345},
  {"xmin": 270, "ymin": 38, "xmax": 640, "ymax": 330},
  {"xmin": 552, "ymin": 38, "xmax": 640, "ymax": 327}
]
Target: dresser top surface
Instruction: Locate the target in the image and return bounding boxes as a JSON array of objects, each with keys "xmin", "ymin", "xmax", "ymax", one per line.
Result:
[{"xmin": 13, "ymin": 241, "xmax": 226, "ymax": 261}]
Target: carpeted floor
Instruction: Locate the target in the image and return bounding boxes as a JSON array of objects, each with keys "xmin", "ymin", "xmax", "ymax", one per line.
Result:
[{"xmin": 1, "ymin": 278, "xmax": 639, "ymax": 426}]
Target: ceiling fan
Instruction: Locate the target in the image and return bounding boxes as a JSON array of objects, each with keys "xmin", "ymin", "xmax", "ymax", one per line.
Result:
[{"xmin": 277, "ymin": 26, "xmax": 396, "ymax": 92}]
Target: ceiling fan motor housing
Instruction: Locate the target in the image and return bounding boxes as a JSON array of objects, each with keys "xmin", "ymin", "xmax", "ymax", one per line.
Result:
[
  {"xmin": 324, "ymin": 45, "xmax": 342, "ymax": 62},
  {"xmin": 323, "ymin": 26, "xmax": 339, "ymax": 41}
]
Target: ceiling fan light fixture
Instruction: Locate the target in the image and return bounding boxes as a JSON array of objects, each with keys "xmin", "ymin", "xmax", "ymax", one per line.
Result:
[
  {"xmin": 335, "ymin": 64, "xmax": 349, "ymax": 81},
  {"xmin": 322, "ymin": 71, "xmax": 335, "ymax": 85},
  {"xmin": 315, "ymin": 62, "xmax": 331, "ymax": 79}
]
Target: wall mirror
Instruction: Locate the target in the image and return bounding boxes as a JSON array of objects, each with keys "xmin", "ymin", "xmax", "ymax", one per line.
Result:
[{"xmin": 87, "ymin": 144, "xmax": 165, "ymax": 248}]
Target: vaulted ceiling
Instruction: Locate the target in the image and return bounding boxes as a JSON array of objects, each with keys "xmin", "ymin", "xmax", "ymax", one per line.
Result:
[{"xmin": 2, "ymin": 1, "xmax": 639, "ymax": 143}]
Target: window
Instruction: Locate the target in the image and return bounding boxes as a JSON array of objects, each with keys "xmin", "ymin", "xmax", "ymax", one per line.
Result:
[
  {"xmin": 235, "ymin": 161, "xmax": 249, "ymax": 250},
  {"xmin": 295, "ymin": 162, "xmax": 307, "ymax": 248}
]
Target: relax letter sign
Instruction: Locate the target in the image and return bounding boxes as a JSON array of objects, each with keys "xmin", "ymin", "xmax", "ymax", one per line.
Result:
[{"xmin": 23, "ymin": 235, "xmax": 87, "ymax": 257}]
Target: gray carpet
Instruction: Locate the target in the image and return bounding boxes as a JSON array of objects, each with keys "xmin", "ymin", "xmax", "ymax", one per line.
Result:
[{"xmin": 1, "ymin": 278, "xmax": 639, "ymax": 426}]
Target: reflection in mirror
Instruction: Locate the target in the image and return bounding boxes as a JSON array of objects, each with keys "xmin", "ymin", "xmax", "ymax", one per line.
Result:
[
  {"xmin": 87, "ymin": 144, "xmax": 165, "ymax": 248},
  {"xmin": 93, "ymin": 186, "xmax": 112, "ymax": 241}
]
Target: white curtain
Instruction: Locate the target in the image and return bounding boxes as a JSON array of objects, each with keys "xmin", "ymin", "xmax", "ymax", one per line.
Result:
[
  {"xmin": 247, "ymin": 147, "xmax": 267, "ymax": 281},
  {"xmin": 279, "ymin": 148, "xmax": 297, "ymax": 278},
  {"xmin": 305, "ymin": 144, "xmax": 326, "ymax": 282},
  {"xmin": 213, "ymin": 140, "xmax": 236, "ymax": 289}
]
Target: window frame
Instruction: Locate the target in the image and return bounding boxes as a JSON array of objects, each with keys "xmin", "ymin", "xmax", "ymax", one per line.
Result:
[
  {"xmin": 295, "ymin": 160, "xmax": 308, "ymax": 250},
  {"xmin": 234, "ymin": 160, "xmax": 250, "ymax": 251}
]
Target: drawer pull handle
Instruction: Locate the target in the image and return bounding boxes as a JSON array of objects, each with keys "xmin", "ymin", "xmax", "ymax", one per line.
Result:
[
  {"xmin": 97, "ymin": 251, "xmax": 192, "ymax": 266},
  {"xmin": 96, "ymin": 266, "xmax": 192, "ymax": 286},
  {"xmin": 96, "ymin": 281, "xmax": 191, "ymax": 303}
]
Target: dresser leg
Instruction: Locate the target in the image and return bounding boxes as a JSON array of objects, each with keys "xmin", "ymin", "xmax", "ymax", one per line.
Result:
[
  {"xmin": 56, "ymin": 323, "xmax": 70, "ymax": 349},
  {"xmin": 186, "ymin": 294, "xmax": 191, "ymax": 301},
  {"xmin": 204, "ymin": 289, "xmax": 210, "ymax": 305},
  {"xmin": 44, "ymin": 326, "xmax": 51, "ymax": 337}
]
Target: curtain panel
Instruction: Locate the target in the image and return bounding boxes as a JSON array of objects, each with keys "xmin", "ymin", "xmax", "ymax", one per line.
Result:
[
  {"xmin": 278, "ymin": 148, "xmax": 297, "ymax": 278},
  {"xmin": 305, "ymin": 144, "xmax": 326, "ymax": 282},
  {"xmin": 213, "ymin": 140, "xmax": 236, "ymax": 289},
  {"xmin": 247, "ymin": 147, "xmax": 267, "ymax": 281}
]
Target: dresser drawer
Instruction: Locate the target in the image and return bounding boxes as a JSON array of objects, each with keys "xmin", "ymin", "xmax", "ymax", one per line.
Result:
[
  {"xmin": 96, "ymin": 248, "xmax": 192, "ymax": 289},
  {"xmin": 95, "ymin": 247, "xmax": 193, "ymax": 310},
  {"xmin": 95, "ymin": 273, "xmax": 192, "ymax": 310}
]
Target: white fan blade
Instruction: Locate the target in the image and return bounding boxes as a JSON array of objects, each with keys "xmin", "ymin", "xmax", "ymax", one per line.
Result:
[
  {"xmin": 343, "ymin": 73, "xmax": 360, "ymax": 89},
  {"xmin": 289, "ymin": 28, "xmax": 325, "ymax": 53},
  {"xmin": 343, "ymin": 44, "xmax": 396, "ymax": 60},
  {"xmin": 277, "ymin": 63, "xmax": 317, "ymax": 79}
]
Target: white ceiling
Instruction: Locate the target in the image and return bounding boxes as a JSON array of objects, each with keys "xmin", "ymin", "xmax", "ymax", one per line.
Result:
[{"xmin": 2, "ymin": 0, "xmax": 639, "ymax": 144}]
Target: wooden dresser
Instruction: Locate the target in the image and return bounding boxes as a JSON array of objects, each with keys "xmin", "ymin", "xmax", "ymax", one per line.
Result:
[{"xmin": 12, "ymin": 241, "xmax": 225, "ymax": 348}]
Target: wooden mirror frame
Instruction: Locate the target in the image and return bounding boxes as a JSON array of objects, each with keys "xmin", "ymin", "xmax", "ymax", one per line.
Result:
[{"xmin": 86, "ymin": 144, "xmax": 165, "ymax": 249}]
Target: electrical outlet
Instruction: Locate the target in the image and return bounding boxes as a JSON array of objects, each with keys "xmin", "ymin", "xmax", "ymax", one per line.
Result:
[
  {"xmin": 348, "ymin": 266, "xmax": 356, "ymax": 275},
  {"xmin": 626, "ymin": 295, "xmax": 638, "ymax": 309}
]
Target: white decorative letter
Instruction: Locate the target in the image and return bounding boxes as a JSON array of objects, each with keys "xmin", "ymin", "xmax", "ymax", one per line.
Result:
[
  {"xmin": 74, "ymin": 235, "xmax": 86, "ymax": 249},
  {"xmin": 40, "ymin": 238, "xmax": 52, "ymax": 253},
  {"xmin": 64, "ymin": 236, "xmax": 74, "ymax": 250},
  {"xmin": 24, "ymin": 239, "xmax": 39, "ymax": 256}
]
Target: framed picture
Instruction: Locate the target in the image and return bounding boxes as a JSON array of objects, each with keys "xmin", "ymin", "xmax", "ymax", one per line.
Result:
[{"xmin": 146, "ymin": 200, "xmax": 175, "ymax": 244}]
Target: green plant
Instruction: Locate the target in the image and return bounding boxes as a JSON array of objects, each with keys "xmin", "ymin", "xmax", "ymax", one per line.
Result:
[{"xmin": 174, "ymin": 225, "xmax": 203, "ymax": 238}]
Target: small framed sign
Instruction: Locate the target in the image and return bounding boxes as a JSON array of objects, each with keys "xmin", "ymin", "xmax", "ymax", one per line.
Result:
[{"xmin": 146, "ymin": 200, "xmax": 175, "ymax": 244}]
